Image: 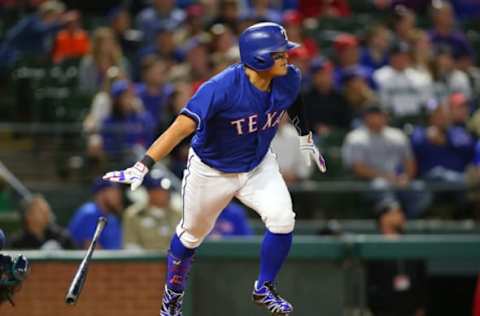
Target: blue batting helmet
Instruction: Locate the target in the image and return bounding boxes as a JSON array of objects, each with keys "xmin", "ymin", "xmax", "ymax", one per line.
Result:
[{"xmin": 239, "ymin": 22, "xmax": 300, "ymax": 71}]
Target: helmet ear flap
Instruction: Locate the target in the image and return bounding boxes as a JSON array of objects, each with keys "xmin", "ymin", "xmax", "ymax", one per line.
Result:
[{"xmin": 253, "ymin": 53, "xmax": 274, "ymax": 70}]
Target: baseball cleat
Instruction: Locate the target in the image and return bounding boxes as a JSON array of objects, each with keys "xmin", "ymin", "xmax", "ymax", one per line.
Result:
[
  {"xmin": 252, "ymin": 281, "xmax": 293, "ymax": 315},
  {"xmin": 160, "ymin": 285, "xmax": 184, "ymax": 316}
]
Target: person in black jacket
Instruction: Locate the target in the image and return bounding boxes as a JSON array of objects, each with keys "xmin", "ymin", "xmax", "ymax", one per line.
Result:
[
  {"xmin": 367, "ymin": 201, "xmax": 428, "ymax": 316},
  {"xmin": 8, "ymin": 195, "xmax": 76, "ymax": 250}
]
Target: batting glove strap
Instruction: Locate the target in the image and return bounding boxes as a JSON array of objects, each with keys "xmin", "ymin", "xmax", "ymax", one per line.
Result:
[{"xmin": 299, "ymin": 133, "xmax": 327, "ymax": 173}]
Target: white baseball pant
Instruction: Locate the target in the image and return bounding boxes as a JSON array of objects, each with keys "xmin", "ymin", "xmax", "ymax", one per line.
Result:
[{"xmin": 176, "ymin": 148, "xmax": 295, "ymax": 248}]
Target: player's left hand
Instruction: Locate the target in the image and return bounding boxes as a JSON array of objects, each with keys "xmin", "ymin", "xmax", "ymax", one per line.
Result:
[{"xmin": 299, "ymin": 132, "xmax": 326, "ymax": 173}]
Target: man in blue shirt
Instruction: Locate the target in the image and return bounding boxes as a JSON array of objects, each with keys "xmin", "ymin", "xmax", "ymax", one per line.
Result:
[
  {"xmin": 68, "ymin": 178, "xmax": 123, "ymax": 250},
  {"xmin": 104, "ymin": 22, "xmax": 326, "ymax": 316}
]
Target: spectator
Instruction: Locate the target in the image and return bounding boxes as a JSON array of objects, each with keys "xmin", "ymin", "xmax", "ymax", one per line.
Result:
[
  {"xmin": 333, "ymin": 34, "xmax": 374, "ymax": 90},
  {"xmin": 51, "ymin": 10, "xmax": 90, "ymax": 63},
  {"xmin": 136, "ymin": 0, "xmax": 185, "ymax": 44},
  {"xmin": 210, "ymin": 0, "xmax": 241, "ymax": 34},
  {"xmin": 431, "ymin": 45, "xmax": 472, "ymax": 103},
  {"xmin": 209, "ymin": 23, "xmax": 238, "ymax": 63},
  {"xmin": 271, "ymin": 116, "xmax": 312, "ymax": 185},
  {"xmin": 411, "ymin": 95, "xmax": 474, "ymax": 183},
  {"xmin": 78, "ymin": 27, "xmax": 130, "ymax": 95},
  {"xmin": 456, "ymin": 53, "xmax": 480, "ymax": 104},
  {"xmin": 107, "ymin": 6, "xmax": 142, "ymax": 63},
  {"xmin": 0, "ymin": 0, "xmax": 76, "ymax": 69},
  {"xmin": 304, "ymin": 57, "xmax": 352, "ymax": 134},
  {"xmin": 9, "ymin": 195, "xmax": 76, "ymax": 250},
  {"xmin": 123, "ymin": 172, "xmax": 181, "ymax": 251},
  {"xmin": 99, "ymin": 80, "xmax": 155, "ymax": 163},
  {"xmin": 83, "ymin": 65, "xmax": 123, "ymax": 156},
  {"xmin": 341, "ymin": 68, "xmax": 377, "ymax": 121},
  {"xmin": 342, "ymin": 104, "xmax": 430, "ymax": 218},
  {"xmin": 429, "ymin": 0, "xmax": 473, "ymax": 61},
  {"xmin": 360, "ymin": 23, "xmax": 391, "ymax": 71},
  {"xmin": 137, "ymin": 24, "xmax": 179, "ymax": 72},
  {"xmin": 408, "ymin": 29, "xmax": 434, "ymax": 79},
  {"xmin": 298, "ymin": 0, "xmax": 351, "ymax": 18},
  {"xmin": 135, "ymin": 56, "xmax": 175, "ymax": 132},
  {"xmin": 174, "ymin": 4, "xmax": 206, "ymax": 46},
  {"xmin": 243, "ymin": 0, "xmax": 282, "ymax": 24},
  {"xmin": 451, "ymin": 0, "xmax": 480, "ymax": 20},
  {"xmin": 390, "ymin": 5, "xmax": 417, "ymax": 43},
  {"xmin": 282, "ymin": 10, "xmax": 318, "ymax": 60},
  {"xmin": 68, "ymin": 178, "xmax": 123, "ymax": 249},
  {"xmin": 209, "ymin": 201, "xmax": 253, "ymax": 239},
  {"xmin": 367, "ymin": 205, "xmax": 428, "ymax": 316},
  {"xmin": 373, "ymin": 41, "xmax": 432, "ymax": 121},
  {"xmin": 169, "ymin": 38, "xmax": 212, "ymax": 90}
]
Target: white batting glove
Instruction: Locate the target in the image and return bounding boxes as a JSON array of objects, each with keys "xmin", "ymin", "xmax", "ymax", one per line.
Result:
[
  {"xmin": 299, "ymin": 132, "xmax": 327, "ymax": 173},
  {"xmin": 102, "ymin": 161, "xmax": 149, "ymax": 191}
]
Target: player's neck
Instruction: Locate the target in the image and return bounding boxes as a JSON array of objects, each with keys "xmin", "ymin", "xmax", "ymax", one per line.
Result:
[{"xmin": 244, "ymin": 67, "xmax": 272, "ymax": 92}]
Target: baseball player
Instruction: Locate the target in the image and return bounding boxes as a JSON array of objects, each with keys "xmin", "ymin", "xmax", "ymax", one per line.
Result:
[{"xmin": 103, "ymin": 22, "xmax": 326, "ymax": 316}]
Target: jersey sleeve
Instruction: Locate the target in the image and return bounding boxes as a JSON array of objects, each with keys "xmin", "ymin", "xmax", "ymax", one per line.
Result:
[
  {"xmin": 288, "ymin": 64, "xmax": 302, "ymax": 98},
  {"xmin": 180, "ymin": 80, "xmax": 225, "ymax": 131}
]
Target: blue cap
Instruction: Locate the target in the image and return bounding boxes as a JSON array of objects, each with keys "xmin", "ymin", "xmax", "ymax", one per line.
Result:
[
  {"xmin": 92, "ymin": 177, "xmax": 120, "ymax": 194},
  {"xmin": 309, "ymin": 56, "xmax": 331, "ymax": 73},
  {"xmin": 111, "ymin": 80, "xmax": 130, "ymax": 99},
  {"xmin": 341, "ymin": 67, "xmax": 364, "ymax": 85},
  {"xmin": 143, "ymin": 170, "xmax": 172, "ymax": 191}
]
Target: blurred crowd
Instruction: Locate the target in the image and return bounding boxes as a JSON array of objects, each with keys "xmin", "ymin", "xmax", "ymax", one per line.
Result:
[{"xmin": 2, "ymin": 0, "xmax": 480, "ymax": 229}]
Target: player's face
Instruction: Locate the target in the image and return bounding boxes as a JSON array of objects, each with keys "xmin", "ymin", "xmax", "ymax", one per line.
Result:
[{"xmin": 269, "ymin": 52, "xmax": 289, "ymax": 77}]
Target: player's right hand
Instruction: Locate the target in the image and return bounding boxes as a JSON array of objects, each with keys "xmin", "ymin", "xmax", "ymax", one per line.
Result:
[{"xmin": 102, "ymin": 162, "xmax": 149, "ymax": 191}]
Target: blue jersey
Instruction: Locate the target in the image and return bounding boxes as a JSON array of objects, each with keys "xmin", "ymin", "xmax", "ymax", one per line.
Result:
[
  {"xmin": 68, "ymin": 202, "xmax": 123, "ymax": 250},
  {"xmin": 180, "ymin": 64, "xmax": 301, "ymax": 173}
]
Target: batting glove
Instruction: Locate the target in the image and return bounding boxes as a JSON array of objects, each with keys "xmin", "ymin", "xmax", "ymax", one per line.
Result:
[
  {"xmin": 102, "ymin": 161, "xmax": 149, "ymax": 191},
  {"xmin": 299, "ymin": 132, "xmax": 327, "ymax": 173}
]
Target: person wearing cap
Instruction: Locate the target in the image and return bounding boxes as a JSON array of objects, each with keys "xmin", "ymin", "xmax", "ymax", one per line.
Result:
[
  {"xmin": 342, "ymin": 103, "xmax": 430, "ymax": 218},
  {"xmin": 8, "ymin": 195, "xmax": 75, "ymax": 250},
  {"xmin": 68, "ymin": 178, "xmax": 123, "ymax": 249},
  {"xmin": 341, "ymin": 67, "xmax": 378, "ymax": 120},
  {"xmin": 123, "ymin": 172, "xmax": 181, "ymax": 251},
  {"xmin": 99, "ymin": 79, "xmax": 155, "ymax": 163},
  {"xmin": 333, "ymin": 33, "xmax": 375, "ymax": 90},
  {"xmin": 373, "ymin": 41, "xmax": 433, "ymax": 121},
  {"xmin": 304, "ymin": 56, "xmax": 352, "ymax": 134},
  {"xmin": 367, "ymin": 202, "xmax": 427, "ymax": 316}
]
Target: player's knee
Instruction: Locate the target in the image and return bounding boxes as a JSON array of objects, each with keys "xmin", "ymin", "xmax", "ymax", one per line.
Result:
[
  {"xmin": 265, "ymin": 210, "xmax": 295, "ymax": 234},
  {"xmin": 178, "ymin": 231, "xmax": 205, "ymax": 248}
]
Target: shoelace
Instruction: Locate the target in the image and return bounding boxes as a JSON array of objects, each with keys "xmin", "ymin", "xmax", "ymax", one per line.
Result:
[
  {"xmin": 264, "ymin": 282, "xmax": 280, "ymax": 300},
  {"xmin": 169, "ymin": 295, "xmax": 179, "ymax": 314}
]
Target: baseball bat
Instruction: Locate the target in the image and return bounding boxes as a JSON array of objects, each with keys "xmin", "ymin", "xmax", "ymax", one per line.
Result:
[
  {"xmin": 65, "ymin": 216, "xmax": 108, "ymax": 305},
  {"xmin": 0, "ymin": 160, "xmax": 33, "ymax": 202}
]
